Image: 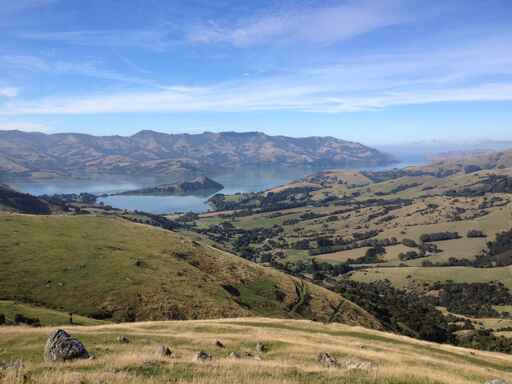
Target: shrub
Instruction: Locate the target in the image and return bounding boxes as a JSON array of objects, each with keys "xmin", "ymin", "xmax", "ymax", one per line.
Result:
[
  {"xmin": 14, "ymin": 313, "xmax": 40, "ymax": 327},
  {"xmin": 467, "ymin": 229, "xmax": 486, "ymax": 238},
  {"xmin": 420, "ymin": 232, "xmax": 460, "ymax": 243},
  {"xmin": 402, "ymin": 238, "xmax": 418, "ymax": 248}
]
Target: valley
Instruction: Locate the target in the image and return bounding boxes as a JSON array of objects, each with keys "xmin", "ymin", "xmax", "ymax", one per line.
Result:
[{"xmin": 2, "ymin": 143, "xmax": 512, "ymax": 383}]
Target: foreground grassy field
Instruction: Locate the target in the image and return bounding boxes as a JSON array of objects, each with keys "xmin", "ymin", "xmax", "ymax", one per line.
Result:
[{"xmin": 1, "ymin": 317, "xmax": 511, "ymax": 384}]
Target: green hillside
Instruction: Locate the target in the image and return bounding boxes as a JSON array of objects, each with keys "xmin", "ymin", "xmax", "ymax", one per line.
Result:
[
  {"xmin": 0, "ymin": 300, "xmax": 105, "ymax": 326},
  {"xmin": 0, "ymin": 213, "xmax": 379, "ymax": 328}
]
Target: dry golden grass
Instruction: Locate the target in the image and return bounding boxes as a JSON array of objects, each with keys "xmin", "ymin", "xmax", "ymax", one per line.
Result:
[{"xmin": 1, "ymin": 318, "xmax": 511, "ymax": 383}]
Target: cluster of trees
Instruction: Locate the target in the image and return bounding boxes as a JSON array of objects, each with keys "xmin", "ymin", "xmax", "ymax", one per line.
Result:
[
  {"xmin": 336, "ymin": 280, "xmax": 454, "ymax": 343},
  {"xmin": 42, "ymin": 192, "xmax": 97, "ymax": 204},
  {"xmin": 445, "ymin": 174, "xmax": 512, "ymax": 197},
  {"xmin": 467, "ymin": 229, "xmax": 487, "ymax": 238},
  {"xmin": 277, "ymin": 258, "xmax": 352, "ymax": 280},
  {"xmin": 334, "ymin": 280, "xmax": 512, "ymax": 353},
  {"xmin": 457, "ymin": 329, "xmax": 512, "ymax": 353},
  {"xmin": 209, "ymin": 186, "xmax": 318, "ymax": 213},
  {"xmin": 398, "ymin": 251, "xmax": 421, "ymax": 261},
  {"xmin": 0, "ymin": 313, "xmax": 41, "ymax": 327},
  {"xmin": 432, "ymin": 282, "xmax": 512, "ymax": 318},
  {"xmin": 123, "ymin": 213, "xmax": 181, "ymax": 231},
  {"xmin": 420, "ymin": 232, "xmax": 460, "ymax": 243},
  {"xmin": 361, "ymin": 167, "xmax": 457, "ymax": 183},
  {"xmin": 309, "ymin": 235, "xmax": 398, "ymax": 256},
  {"xmin": 374, "ymin": 182, "xmax": 421, "ymax": 196},
  {"xmin": 472, "ymin": 228, "xmax": 512, "ymax": 267}
]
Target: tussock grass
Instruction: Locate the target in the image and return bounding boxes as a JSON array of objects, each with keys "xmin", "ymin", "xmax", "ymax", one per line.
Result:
[{"xmin": 1, "ymin": 317, "xmax": 511, "ymax": 383}]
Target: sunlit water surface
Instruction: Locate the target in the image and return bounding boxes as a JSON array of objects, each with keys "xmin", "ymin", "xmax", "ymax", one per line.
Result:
[{"xmin": 9, "ymin": 161, "xmax": 423, "ymax": 214}]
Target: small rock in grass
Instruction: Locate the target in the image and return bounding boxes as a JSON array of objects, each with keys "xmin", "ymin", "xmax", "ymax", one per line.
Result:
[
  {"xmin": 485, "ymin": 380, "xmax": 508, "ymax": 384},
  {"xmin": 341, "ymin": 359, "xmax": 377, "ymax": 370},
  {"xmin": 215, "ymin": 340, "xmax": 225, "ymax": 348},
  {"xmin": 158, "ymin": 345, "xmax": 174, "ymax": 358},
  {"xmin": 194, "ymin": 351, "xmax": 211, "ymax": 362},
  {"xmin": 228, "ymin": 352, "xmax": 241, "ymax": 359},
  {"xmin": 255, "ymin": 342, "xmax": 268, "ymax": 353},
  {"xmin": 116, "ymin": 336, "xmax": 130, "ymax": 344},
  {"xmin": 0, "ymin": 360, "xmax": 24, "ymax": 370},
  {"xmin": 318, "ymin": 352, "xmax": 338, "ymax": 368}
]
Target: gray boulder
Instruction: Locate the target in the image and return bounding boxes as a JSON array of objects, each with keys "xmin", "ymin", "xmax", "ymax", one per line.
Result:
[{"xmin": 44, "ymin": 329, "xmax": 89, "ymax": 362}]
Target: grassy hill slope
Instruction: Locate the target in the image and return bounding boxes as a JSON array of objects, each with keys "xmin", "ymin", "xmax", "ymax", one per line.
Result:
[
  {"xmin": 0, "ymin": 214, "xmax": 378, "ymax": 328},
  {"xmin": 0, "ymin": 184, "xmax": 51, "ymax": 214},
  {"xmin": 1, "ymin": 318, "xmax": 511, "ymax": 383},
  {"xmin": 0, "ymin": 300, "xmax": 106, "ymax": 326}
]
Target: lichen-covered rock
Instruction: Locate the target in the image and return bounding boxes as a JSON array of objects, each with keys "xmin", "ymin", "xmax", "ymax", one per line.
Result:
[
  {"xmin": 228, "ymin": 351, "xmax": 241, "ymax": 359},
  {"xmin": 44, "ymin": 329, "xmax": 89, "ymax": 362},
  {"xmin": 215, "ymin": 340, "xmax": 225, "ymax": 348},
  {"xmin": 318, "ymin": 352, "xmax": 338, "ymax": 368}
]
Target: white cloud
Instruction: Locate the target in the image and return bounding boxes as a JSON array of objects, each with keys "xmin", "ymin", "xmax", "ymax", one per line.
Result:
[
  {"xmin": 0, "ymin": 87, "xmax": 19, "ymax": 98},
  {"xmin": 0, "ymin": 121, "xmax": 49, "ymax": 132}
]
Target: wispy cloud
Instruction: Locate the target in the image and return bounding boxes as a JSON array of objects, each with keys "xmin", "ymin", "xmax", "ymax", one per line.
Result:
[
  {"xmin": 187, "ymin": 0, "xmax": 412, "ymax": 46},
  {"xmin": 18, "ymin": 1, "xmax": 413, "ymax": 50},
  {"xmin": 19, "ymin": 27, "xmax": 173, "ymax": 51},
  {"xmin": 2, "ymin": 36, "xmax": 511, "ymax": 116},
  {"xmin": 0, "ymin": 55, "xmax": 166, "ymax": 89},
  {"xmin": 0, "ymin": 87, "xmax": 19, "ymax": 98}
]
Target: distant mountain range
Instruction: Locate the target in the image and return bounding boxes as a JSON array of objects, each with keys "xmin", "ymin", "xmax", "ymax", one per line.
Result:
[
  {"xmin": 0, "ymin": 130, "xmax": 394, "ymax": 179},
  {"xmin": 375, "ymin": 139, "xmax": 512, "ymax": 163}
]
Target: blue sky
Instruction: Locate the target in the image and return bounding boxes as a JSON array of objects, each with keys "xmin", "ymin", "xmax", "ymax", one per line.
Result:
[{"xmin": 0, "ymin": 0, "xmax": 511, "ymax": 144}]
